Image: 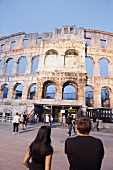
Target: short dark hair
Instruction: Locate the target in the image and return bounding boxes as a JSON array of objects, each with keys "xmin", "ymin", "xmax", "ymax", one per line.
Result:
[{"xmin": 77, "ymin": 117, "xmax": 91, "ymax": 134}]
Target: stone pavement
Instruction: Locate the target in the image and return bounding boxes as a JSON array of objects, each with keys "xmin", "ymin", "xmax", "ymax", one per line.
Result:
[{"xmin": 0, "ymin": 122, "xmax": 113, "ymax": 170}]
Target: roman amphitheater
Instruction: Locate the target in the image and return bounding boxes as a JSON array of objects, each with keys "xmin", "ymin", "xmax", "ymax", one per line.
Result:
[{"xmin": 0, "ymin": 25, "xmax": 113, "ymax": 122}]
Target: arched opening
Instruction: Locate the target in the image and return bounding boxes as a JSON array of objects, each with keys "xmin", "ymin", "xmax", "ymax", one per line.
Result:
[
  {"xmin": 62, "ymin": 82, "xmax": 77, "ymax": 100},
  {"xmin": 42, "ymin": 81, "xmax": 56, "ymax": 99},
  {"xmin": 44, "ymin": 50, "xmax": 58, "ymax": 67},
  {"xmin": 32, "ymin": 56, "xmax": 39, "ymax": 74},
  {"xmin": 28, "ymin": 84, "xmax": 36, "ymax": 99},
  {"xmin": 6, "ymin": 58, "xmax": 13, "ymax": 75},
  {"xmin": 101, "ymin": 87, "xmax": 110, "ymax": 107},
  {"xmin": 64, "ymin": 49, "xmax": 78, "ymax": 66},
  {"xmin": 100, "ymin": 58, "xmax": 109, "ymax": 77},
  {"xmin": 85, "ymin": 56, "xmax": 93, "ymax": 76},
  {"xmin": 2, "ymin": 84, "xmax": 9, "ymax": 98},
  {"xmin": 85, "ymin": 86, "xmax": 93, "ymax": 107},
  {"xmin": 15, "ymin": 84, "xmax": 23, "ymax": 99},
  {"xmin": 18, "ymin": 56, "xmax": 27, "ymax": 74}
]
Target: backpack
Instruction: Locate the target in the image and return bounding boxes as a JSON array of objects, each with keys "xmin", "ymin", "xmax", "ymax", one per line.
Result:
[{"xmin": 66, "ymin": 117, "xmax": 71, "ymax": 124}]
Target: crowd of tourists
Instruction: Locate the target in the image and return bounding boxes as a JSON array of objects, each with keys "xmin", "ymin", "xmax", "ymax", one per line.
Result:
[{"xmin": 12, "ymin": 112, "xmax": 53, "ymax": 135}]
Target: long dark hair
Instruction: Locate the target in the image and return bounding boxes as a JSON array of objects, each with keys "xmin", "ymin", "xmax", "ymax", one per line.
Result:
[{"xmin": 30, "ymin": 126, "xmax": 51, "ymax": 159}]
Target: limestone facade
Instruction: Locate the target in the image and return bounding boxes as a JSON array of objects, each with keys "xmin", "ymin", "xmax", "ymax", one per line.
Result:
[{"xmin": 0, "ymin": 26, "xmax": 113, "ymax": 117}]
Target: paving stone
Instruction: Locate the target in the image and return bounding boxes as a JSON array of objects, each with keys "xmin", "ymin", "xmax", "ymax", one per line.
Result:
[{"xmin": 0, "ymin": 122, "xmax": 113, "ymax": 170}]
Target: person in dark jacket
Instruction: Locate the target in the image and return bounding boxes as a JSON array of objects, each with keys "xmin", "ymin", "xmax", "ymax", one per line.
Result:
[
  {"xmin": 23, "ymin": 126, "xmax": 53, "ymax": 170},
  {"xmin": 65, "ymin": 117, "xmax": 104, "ymax": 170}
]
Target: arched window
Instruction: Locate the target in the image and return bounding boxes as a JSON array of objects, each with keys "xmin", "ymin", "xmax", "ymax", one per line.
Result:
[
  {"xmin": 42, "ymin": 81, "xmax": 56, "ymax": 99},
  {"xmin": 45, "ymin": 50, "xmax": 58, "ymax": 67},
  {"xmin": 62, "ymin": 83, "xmax": 76, "ymax": 100},
  {"xmin": 101, "ymin": 87, "xmax": 110, "ymax": 107},
  {"xmin": 15, "ymin": 84, "xmax": 23, "ymax": 99},
  {"xmin": 29, "ymin": 84, "xmax": 36, "ymax": 99},
  {"xmin": 85, "ymin": 56, "xmax": 93, "ymax": 76},
  {"xmin": 64, "ymin": 49, "xmax": 78, "ymax": 66},
  {"xmin": 85, "ymin": 86, "xmax": 93, "ymax": 107},
  {"xmin": 2, "ymin": 84, "xmax": 9, "ymax": 98},
  {"xmin": 6, "ymin": 58, "xmax": 13, "ymax": 75},
  {"xmin": 46, "ymin": 85, "xmax": 56, "ymax": 99},
  {"xmin": 32, "ymin": 56, "xmax": 39, "ymax": 74},
  {"xmin": 100, "ymin": 58, "xmax": 109, "ymax": 77},
  {"xmin": 18, "ymin": 56, "xmax": 27, "ymax": 74}
]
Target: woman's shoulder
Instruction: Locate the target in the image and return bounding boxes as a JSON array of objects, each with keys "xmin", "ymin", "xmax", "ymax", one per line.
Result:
[{"xmin": 46, "ymin": 145, "xmax": 53, "ymax": 155}]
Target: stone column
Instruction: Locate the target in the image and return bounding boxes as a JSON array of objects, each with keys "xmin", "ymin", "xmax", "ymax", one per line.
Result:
[
  {"xmin": 21, "ymin": 84, "xmax": 29, "ymax": 99},
  {"xmin": 55, "ymin": 84, "xmax": 62, "ymax": 101},
  {"xmin": 25, "ymin": 55, "xmax": 32, "ymax": 74},
  {"xmin": 109, "ymin": 62, "xmax": 113, "ymax": 78},
  {"xmin": 38, "ymin": 55, "xmax": 45, "ymax": 71},
  {"xmin": 77, "ymin": 84, "xmax": 85, "ymax": 106},
  {"xmin": 94, "ymin": 60, "xmax": 100, "ymax": 77},
  {"xmin": 0, "ymin": 56, "xmax": 6, "ymax": 75},
  {"xmin": 7, "ymin": 86, "xmax": 15, "ymax": 99},
  {"xmin": 12, "ymin": 59, "xmax": 18, "ymax": 75},
  {"xmin": 110, "ymin": 91, "xmax": 113, "ymax": 108},
  {"xmin": 35, "ymin": 82, "xmax": 42, "ymax": 99},
  {"xmin": 93, "ymin": 85, "xmax": 101, "ymax": 108}
]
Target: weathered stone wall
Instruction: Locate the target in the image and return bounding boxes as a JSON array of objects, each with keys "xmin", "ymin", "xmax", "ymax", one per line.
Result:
[
  {"xmin": 0, "ymin": 26, "xmax": 113, "ymax": 115},
  {"xmin": 85, "ymin": 29, "xmax": 113, "ymax": 108}
]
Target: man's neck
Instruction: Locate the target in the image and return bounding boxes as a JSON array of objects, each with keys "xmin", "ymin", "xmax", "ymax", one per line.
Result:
[{"xmin": 77, "ymin": 131, "xmax": 89, "ymax": 136}]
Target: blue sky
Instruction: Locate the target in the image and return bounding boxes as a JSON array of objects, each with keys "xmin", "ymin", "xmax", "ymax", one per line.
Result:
[
  {"xmin": 0, "ymin": 0, "xmax": 112, "ymax": 94},
  {"xmin": 0, "ymin": 0, "xmax": 113, "ymax": 37}
]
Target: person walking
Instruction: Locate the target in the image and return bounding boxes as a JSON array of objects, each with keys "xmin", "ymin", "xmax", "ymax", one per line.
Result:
[
  {"xmin": 66, "ymin": 115, "xmax": 73, "ymax": 136},
  {"xmin": 12, "ymin": 112, "xmax": 20, "ymax": 135},
  {"xmin": 71, "ymin": 115, "xmax": 76, "ymax": 133},
  {"xmin": 62, "ymin": 115, "xmax": 66, "ymax": 126},
  {"xmin": 65, "ymin": 117, "xmax": 104, "ymax": 170},
  {"xmin": 23, "ymin": 126, "xmax": 53, "ymax": 170},
  {"xmin": 23, "ymin": 112, "xmax": 27, "ymax": 129},
  {"xmin": 96, "ymin": 118, "xmax": 99, "ymax": 132},
  {"xmin": 49, "ymin": 115, "xmax": 53, "ymax": 128}
]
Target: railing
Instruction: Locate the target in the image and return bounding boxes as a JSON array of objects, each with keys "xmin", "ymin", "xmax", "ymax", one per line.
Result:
[{"xmin": 0, "ymin": 116, "xmax": 13, "ymax": 123}]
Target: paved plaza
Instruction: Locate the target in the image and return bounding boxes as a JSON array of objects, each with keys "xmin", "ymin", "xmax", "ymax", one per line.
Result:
[{"xmin": 0, "ymin": 122, "xmax": 113, "ymax": 170}]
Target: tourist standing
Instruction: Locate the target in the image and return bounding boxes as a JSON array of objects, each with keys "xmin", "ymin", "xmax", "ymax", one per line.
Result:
[
  {"xmin": 71, "ymin": 115, "xmax": 76, "ymax": 133},
  {"xmin": 12, "ymin": 112, "xmax": 20, "ymax": 135},
  {"xmin": 62, "ymin": 115, "xmax": 66, "ymax": 126},
  {"xmin": 96, "ymin": 118, "xmax": 99, "ymax": 132},
  {"xmin": 23, "ymin": 126, "xmax": 53, "ymax": 170},
  {"xmin": 23, "ymin": 112, "xmax": 27, "ymax": 129},
  {"xmin": 49, "ymin": 115, "xmax": 53, "ymax": 128},
  {"xmin": 65, "ymin": 117, "xmax": 104, "ymax": 170},
  {"xmin": 66, "ymin": 115, "xmax": 73, "ymax": 136}
]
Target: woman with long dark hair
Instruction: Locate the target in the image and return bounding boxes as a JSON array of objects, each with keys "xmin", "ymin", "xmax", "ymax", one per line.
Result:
[{"xmin": 23, "ymin": 126, "xmax": 53, "ymax": 170}]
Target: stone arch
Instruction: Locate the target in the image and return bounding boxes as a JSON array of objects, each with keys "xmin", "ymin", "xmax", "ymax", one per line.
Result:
[
  {"xmin": 32, "ymin": 55, "xmax": 40, "ymax": 74},
  {"xmin": 6, "ymin": 58, "xmax": 13, "ymax": 75},
  {"xmin": 45, "ymin": 49, "xmax": 58, "ymax": 56},
  {"xmin": 65, "ymin": 49, "xmax": 78, "ymax": 56},
  {"xmin": 99, "ymin": 58, "xmax": 109, "ymax": 77},
  {"xmin": 64, "ymin": 49, "xmax": 78, "ymax": 66},
  {"xmin": 18, "ymin": 56, "xmax": 27, "ymax": 74},
  {"xmin": 13, "ymin": 83, "xmax": 23, "ymax": 99},
  {"xmin": 1, "ymin": 83, "xmax": 9, "ymax": 99},
  {"xmin": 42, "ymin": 80, "xmax": 56, "ymax": 99},
  {"xmin": 44, "ymin": 49, "xmax": 58, "ymax": 66},
  {"xmin": 85, "ymin": 85, "xmax": 94, "ymax": 107},
  {"xmin": 27, "ymin": 83, "xmax": 36, "ymax": 99},
  {"xmin": 85, "ymin": 56, "xmax": 94, "ymax": 76},
  {"xmin": 101, "ymin": 86, "xmax": 111, "ymax": 107},
  {"xmin": 62, "ymin": 81, "xmax": 77, "ymax": 100}
]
